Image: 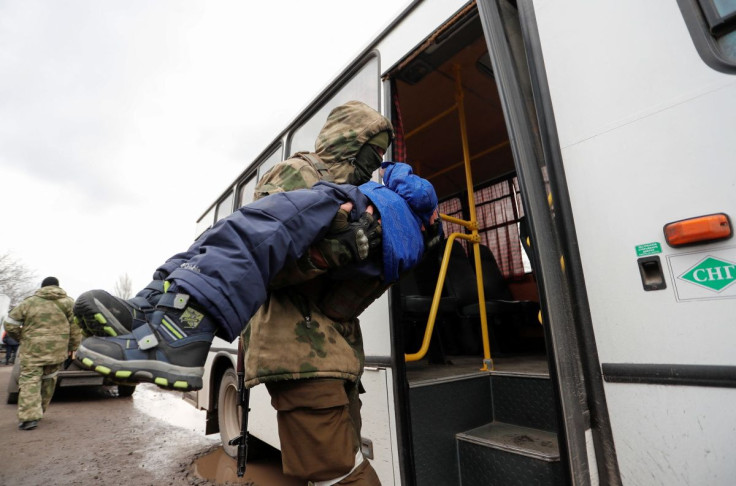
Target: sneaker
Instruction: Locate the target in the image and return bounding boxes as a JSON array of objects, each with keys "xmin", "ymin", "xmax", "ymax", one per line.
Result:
[
  {"xmin": 75, "ymin": 288, "xmax": 216, "ymax": 391},
  {"xmin": 74, "ymin": 281, "xmax": 165, "ymax": 337}
]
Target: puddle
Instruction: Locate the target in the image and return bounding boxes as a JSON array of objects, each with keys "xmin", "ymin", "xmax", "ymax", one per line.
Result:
[
  {"xmin": 130, "ymin": 384, "xmax": 300, "ymax": 484},
  {"xmin": 193, "ymin": 447, "xmax": 303, "ymax": 485}
]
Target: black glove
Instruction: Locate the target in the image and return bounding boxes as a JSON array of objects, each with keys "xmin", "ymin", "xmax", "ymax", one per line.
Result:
[
  {"xmin": 316, "ymin": 208, "xmax": 382, "ymax": 268},
  {"xmin": 423, "ymin": 219, "xmax": 443, "ymax": 253}
]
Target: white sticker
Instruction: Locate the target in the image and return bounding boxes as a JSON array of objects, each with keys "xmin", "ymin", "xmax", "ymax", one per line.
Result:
[{"xmin": 666, "ymin": 246, "xmax": 736, "ymax": 302}]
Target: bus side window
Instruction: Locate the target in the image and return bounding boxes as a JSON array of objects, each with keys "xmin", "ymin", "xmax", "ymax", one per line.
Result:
[
  {"xmin": 195, "ymin": 206, "xmax": 215, "ymax": 240},
  {"xmin": 215, "ymin": 192, "xmax": 234, "ymax": 222},
  {"xmin": 679, "ymin": 0, "xmax": 736, "ymax": 73},
  {"xmin": 238, "ymin": 178, "xmax": 257, "ymax": 208},
  {"xmin": 287, "ymin": 55, "xmax": 380, "ymax": 155},
  {"xmin": 256, "ymin": 147, "xmax": 283, "ymax": 183}
]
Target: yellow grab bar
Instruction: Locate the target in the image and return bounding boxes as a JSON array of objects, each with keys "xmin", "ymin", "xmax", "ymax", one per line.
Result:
[
  {"xmin": 404, "ymin": 65, "xmax": 494, "ymax": 371},
  {"xmin": 404, "ymin": 230, "xmax": 475, "ymax": 362}
]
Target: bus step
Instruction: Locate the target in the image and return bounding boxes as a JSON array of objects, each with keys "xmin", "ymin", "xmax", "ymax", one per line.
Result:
[
  {"xmin": 456, "ymin": 421, "xmax": 565, "ymax": 486},
  {"xmin": 490, "ymin": 374, "xmax": 558, "ymax": 432}
]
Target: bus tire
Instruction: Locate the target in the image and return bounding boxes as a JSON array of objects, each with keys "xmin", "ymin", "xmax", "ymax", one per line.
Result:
[
  {"xmin": 218, "ymin": 367, "xmax": 240, "ymax": 458},
  {"xmin": 117, "ymin": 384, "xmax": 136, "ymax": 397}
]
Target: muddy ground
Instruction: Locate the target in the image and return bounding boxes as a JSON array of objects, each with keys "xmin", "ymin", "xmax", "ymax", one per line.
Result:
[{"xmin": 0, "ymin": 364, "xmax": 302, "ymax": 486}]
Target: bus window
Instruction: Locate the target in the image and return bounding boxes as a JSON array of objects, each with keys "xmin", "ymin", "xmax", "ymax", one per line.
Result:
[
  {"xmin": 195, "ymin": 206, "xmax": 215, "ymax": 239},
  {"xmin": 288, "ymin": 56, "xmax": 380, "ymax": 154},
  {"xmin": 215, "ymin": 192, "xmax": 234, "ymax": 223},
  {"xmin": 439, "ymin": 196, "xmax": 467, "ymax": 252},
  {"xmin": 439, "ymin": 177, "xmax": 530, "ymax": 280},
  {"xmin": 237, "ymin": 177, "xmax": 257, "ymax": 208},
  {"xmin": 256, "ymin": 146, "xmax": 283, "ymax": 182},
  {"xmin": 474, "ymin": 177, "xmax": 525, "ymax": 280},
  {"xmin": 697, "ymin": 0, "xmax": 736, "ymax": 37},
  {"xmin": 679, "ymin": 0, "xmax": 736, "ymax": 71}
]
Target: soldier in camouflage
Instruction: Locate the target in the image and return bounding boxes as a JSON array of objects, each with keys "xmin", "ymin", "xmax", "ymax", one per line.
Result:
[
  {"xmin": 73, "ymin": 101, "xmax": 424, "ymax": 485},
  {"xmin": 244, "ymin": 101, "xmax": 393, "ymax": 485},
  {"xmin": 4, "ymin": 276, "xmax": 80, "ymax": 430}
]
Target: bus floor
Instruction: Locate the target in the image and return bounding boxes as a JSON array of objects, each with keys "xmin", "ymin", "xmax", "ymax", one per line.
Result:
[{"xmin": 405, "ymin": 353, "xmax": 549, "ymax": 387}]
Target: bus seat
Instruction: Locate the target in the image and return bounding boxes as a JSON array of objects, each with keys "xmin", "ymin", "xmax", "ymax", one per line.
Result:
[
  {"xmin": 474, "ymin": 244, "xmax": 514, "ymax": 301},
  {"xmin": 399, "ymin": 243, "xmax": 458, "ymax": 361},
  {"xmin": 447, "ymin": 242, "xmax": 542, "ymax": 354},
  {"xmin": 442, "ymin": 240, "xmax": 486, "ymax": 354}
]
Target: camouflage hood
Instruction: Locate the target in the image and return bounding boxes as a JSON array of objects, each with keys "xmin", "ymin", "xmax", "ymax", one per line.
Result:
[
  {"xmin": 314, "ymin": 101, "xmax": 394, "ymax": 176},
  {"xmin": 35, "ymin": 286, "xmax": 69, "ymax": 301}
]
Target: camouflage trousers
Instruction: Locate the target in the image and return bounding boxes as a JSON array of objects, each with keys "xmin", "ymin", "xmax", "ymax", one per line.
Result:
[
  {"xmin": 17, "ymin": 362, "xmax": 62, "ymax": 422},
  {"xmin": 266, "ymin": 379, "xmax": 381, "ymax": 485}
]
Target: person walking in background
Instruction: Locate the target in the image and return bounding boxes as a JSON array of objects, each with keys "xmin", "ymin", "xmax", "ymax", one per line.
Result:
[
  {"xmin": 3, "ymin": 276, "xmax": 81, "ymax": 430},
  {"xmin": 3, "ymin": 330, "xmax": 19, "ymax": 365}
]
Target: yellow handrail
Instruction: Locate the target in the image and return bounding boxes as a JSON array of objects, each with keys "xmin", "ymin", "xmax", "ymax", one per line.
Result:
[{"xmin": 404, "ymin": 65, "xmax": 494, "ymax": 371}]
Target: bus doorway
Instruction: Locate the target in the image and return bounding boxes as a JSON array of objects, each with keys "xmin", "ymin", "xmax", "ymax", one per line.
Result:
[{"xmin": 388, "ymin": 5, "xmax": 564, "ymax": 486}]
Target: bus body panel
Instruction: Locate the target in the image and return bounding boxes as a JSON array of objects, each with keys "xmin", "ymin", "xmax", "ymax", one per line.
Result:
[
  {"xmin": 605, "ymin": 383, "xmax": 735, "ymax": 485},
  {"xmin": 198, "ymin": 337, "xmax": 236, "ymax": 410},
  {"xmin": 534, "ymin": 0, "xmax": 734, "ymax": 151},
  {"xmin": 560, "ymin": 89, "xmax": 736, "ymax": 365},
  {"xmin": 248, "ymin": 383, "xmax": 280, "ymax": 448},
  {"xmin": 533, "ymin": 1, "xmax": 736, "ymax": 484},
  {"xmin": 360, "ymin": 367, "xmax": 402, "ymax": 485},
  {"xmin": 535, "ymin": 0, "xmax": 736, "ymax": 364},
  {"xmin": 359, "ymin": 293, "xmax": 392, "ymax": 357}
]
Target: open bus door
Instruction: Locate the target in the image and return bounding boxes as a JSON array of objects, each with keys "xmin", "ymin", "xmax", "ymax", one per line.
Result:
[
  {"xmin": 390, "ymin": 1, "xmax": 736, "ymax": 485},
  {"xmin": 387, "ymin": 1, "xmax": 618, "ymax": 484}
]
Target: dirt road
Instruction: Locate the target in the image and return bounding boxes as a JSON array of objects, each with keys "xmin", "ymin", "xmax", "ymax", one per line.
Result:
[{"xmin": 0, "ymin": 365, "xmax": 301, "ymax": 486}]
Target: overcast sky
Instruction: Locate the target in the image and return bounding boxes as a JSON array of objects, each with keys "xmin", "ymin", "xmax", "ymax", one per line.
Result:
[{"xmin": 0, "ymin": 0, "xmax": 406, "ymax": 300}]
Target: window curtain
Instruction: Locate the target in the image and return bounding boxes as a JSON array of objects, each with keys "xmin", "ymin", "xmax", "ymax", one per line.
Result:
[
  {"xmin": 474, "ymin": 178, "xmax": 525, "ymax": 279},
  {"xmin": 390, "ymin": 79, "xmax": 407, "ymax": 163}
]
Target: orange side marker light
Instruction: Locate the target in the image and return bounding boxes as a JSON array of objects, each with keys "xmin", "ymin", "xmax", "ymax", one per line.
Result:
[{"xmin": 664, "ymin": 213, "xmax": 732, "ymax": 247}]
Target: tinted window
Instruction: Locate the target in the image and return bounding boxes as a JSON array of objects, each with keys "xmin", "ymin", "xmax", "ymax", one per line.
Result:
[
  {"xmin": 700, "ymin": 0, "xmax": 736, "ymax": 35},
  {"xmin": 680, "ymin": 0, "xmax": 736, "ymax": 71}
]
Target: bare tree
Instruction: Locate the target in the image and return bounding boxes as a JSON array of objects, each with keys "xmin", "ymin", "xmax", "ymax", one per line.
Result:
[
  {"xmin": 113, "ymin": 273, "xmax": 133, "ymax": 299},
  {"xmin": 0, "ymin": 252, "xmax": 37, "ymax": 307}
]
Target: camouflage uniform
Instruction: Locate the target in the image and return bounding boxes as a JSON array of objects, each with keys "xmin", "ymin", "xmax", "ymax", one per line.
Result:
[
  {"xmin": 243, "ymin": 101, "xmax": 393, "ymax": 484},
  {"xmin": 244, "ymin": 101, "xmax": 393, "ymax": 387},
  {"xmin": 5, "ymin": 286, "xmax": 80, "ymax": 423}
]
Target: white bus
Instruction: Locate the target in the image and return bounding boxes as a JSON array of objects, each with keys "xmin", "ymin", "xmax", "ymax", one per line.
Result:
[{"xmin": 184, "ymin": 1, "xmax": 736, "ymax": 484}]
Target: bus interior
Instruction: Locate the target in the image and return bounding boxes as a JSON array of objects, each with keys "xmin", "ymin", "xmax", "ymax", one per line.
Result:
[
  {"xmin": 392, "ymin": 7, "xmax": 547, "ymax": 381},
  {"xmin": 388, "ymin": 5, "xmax": 563, "ymax": 485}
]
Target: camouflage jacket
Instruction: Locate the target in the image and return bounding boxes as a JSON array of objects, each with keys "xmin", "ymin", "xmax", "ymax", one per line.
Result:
[
  {"xmin": 5, "ymin": 286, "xmax": 81, "ymax": 367},
  {"xmin": 242, "ymin": 100, "xmax": 393, "ymax": 387}
]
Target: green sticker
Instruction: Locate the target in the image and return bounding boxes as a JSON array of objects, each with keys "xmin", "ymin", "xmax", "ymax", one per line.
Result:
[
  {"xmin": 636, "ymin": 242, "xmax": 662, "ymax": 257},
  {"xmin": 679, "ymin": 256, "xmax": 736, "ymax": 292}
]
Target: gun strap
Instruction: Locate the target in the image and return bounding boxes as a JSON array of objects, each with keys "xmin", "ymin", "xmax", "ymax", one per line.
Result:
[{"xmin": 296, "ymin": 152, "xmax": 334, "ymax": 182}]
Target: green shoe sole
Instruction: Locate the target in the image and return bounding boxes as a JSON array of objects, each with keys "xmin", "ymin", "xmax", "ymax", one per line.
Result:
[{"xmin": 77, "ymin": 348, "xmax": 203, "ymax": 392}]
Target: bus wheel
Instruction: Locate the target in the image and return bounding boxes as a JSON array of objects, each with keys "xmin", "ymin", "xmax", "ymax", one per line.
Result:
[
  {"xmin": 218, "ymin": 367, "xmax": 240, "ymax": 458},
  {"xmin": 117, "ymin": 384, "xmax": 136, "ymax": 397}
]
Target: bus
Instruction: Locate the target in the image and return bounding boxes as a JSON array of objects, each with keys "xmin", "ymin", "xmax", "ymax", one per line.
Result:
[{"xmin": 183, "ymin": 1, "xmax": 736, "ymax": 484}]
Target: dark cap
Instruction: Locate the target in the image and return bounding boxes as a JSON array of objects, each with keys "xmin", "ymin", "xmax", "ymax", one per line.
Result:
[{"xmin": 41, "ymin": 276, "xmax": 59, "ymax": 287}]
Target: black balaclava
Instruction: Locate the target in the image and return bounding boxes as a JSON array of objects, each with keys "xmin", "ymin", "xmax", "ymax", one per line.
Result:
[{"xmin": 347, "ymin": 131, "xmax": 391, "ymax": 185}]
